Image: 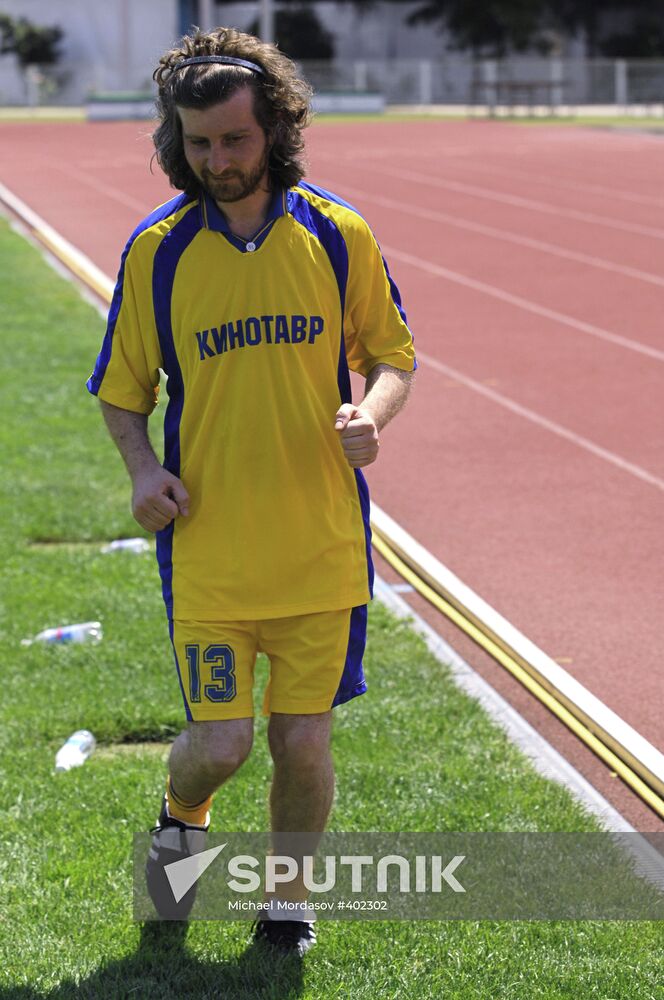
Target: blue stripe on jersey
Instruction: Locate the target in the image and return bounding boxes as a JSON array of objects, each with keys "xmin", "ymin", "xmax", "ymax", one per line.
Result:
[
  {"xmin": 339, "ymin": 324, "xmax": 373, "ymax": 597},
  {"xmin": 168, "ymin": 618, "xmax": 193, "ymax": 722},
  {"xmin": 288, "ymin": 189, "xmax": 351, "ymax": 401},
  {"xmin": 152, "ymin": 206, "xmax": 204, "ymax": 617},
  {"xmin": 289, "ymin": 188, "xmax": 374, "ymax": 600},
  {"xmin": 380, "ymin": 252, "xmax": 411, "ymax": 339},
  {"xmin": 336, "ymin": 294, "xmax": 352, "ymax": 405},
  {"xmin": 288, "ymin": 189, "xmax": 349, "ymax": 315},
  {"xmin": 355, "ymin": 467, "xmax": 374, "ymax": 597},
  {"xmin": 86, "ymin": 192, "xmax": 192, "ymax": 396},
  {"xmin": 332, "ymin": 604, "xmax": 368, "ymax": 707},
  {"xmin": 298, "ymin": 180, "xmax": 359, "ymax": 215},
  {"xmin": 298, "ymin": 180, "xmax": 416, "ymax": 368}
]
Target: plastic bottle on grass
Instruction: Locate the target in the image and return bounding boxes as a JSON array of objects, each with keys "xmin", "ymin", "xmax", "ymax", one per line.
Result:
[
  {"xmin": 55, "ymin": 730, "xmax": 96, "ymax": 772},
  {"xmin": 101, "ymin": 538, "xmax": 150, "ymax": 554},
  {"xmin": 21, "ymin": 621, "xmax": 103, "ymax": 647}
]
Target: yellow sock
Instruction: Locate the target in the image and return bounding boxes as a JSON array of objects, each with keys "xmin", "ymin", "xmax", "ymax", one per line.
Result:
[{"xmin": 166, "ymin": 776, "xmax": 212, "ymax": 827}]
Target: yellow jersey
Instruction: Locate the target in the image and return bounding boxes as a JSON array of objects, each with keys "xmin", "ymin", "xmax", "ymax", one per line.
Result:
[{"xmin": 87, "ymin": 181, "xmax": 416, "ymax": 620}]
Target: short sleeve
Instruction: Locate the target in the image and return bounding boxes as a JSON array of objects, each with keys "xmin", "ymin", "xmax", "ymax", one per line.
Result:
[
  {"xmin": 343, "ymin": 221, "xmax": 416, "ymax": 378},
  {"xmin": 86, "ymin": 233, "xmax": 162, "ymax": 414}
]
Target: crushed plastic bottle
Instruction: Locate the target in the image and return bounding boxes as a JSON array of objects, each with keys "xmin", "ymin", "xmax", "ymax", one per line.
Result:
[
  {"xmin": 55, "ymin": 730, "xmax": 96, "ymax": 772},
  {"xmin": 101, "ymin": 538, "xmax": 150, "ymax": 554},
  {"xmin": 21, "ymin": 621, "xmax": 103, "ymax": 647}
]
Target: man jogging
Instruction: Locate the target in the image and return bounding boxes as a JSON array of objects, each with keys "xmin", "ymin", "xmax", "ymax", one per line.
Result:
[{"xmin": 87, "ymin": 26, "xmax": 416, "ymax": 955}]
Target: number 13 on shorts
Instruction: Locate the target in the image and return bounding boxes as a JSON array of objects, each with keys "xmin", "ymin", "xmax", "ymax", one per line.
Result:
[{"xmin": 184, "ymin": 644, "xmax": 237, "ymax": 703}]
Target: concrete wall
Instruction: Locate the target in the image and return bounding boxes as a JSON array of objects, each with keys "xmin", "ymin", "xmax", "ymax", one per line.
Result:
[
  {"xmin": 3, "ymin": 0, "xmax": 649, "ymax": 108},
  {"xmin": 0, "ymin": 0, "xmax": 451, "ymax": 104},
  {"xmin": 213, "ymin": 2, "xmax": 449, "ymax": 60},
  {"xmin": 0, "ymin": 0, "xmax": 179, "ymax": 104}
]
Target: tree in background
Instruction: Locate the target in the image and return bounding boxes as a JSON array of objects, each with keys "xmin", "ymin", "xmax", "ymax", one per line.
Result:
[
  {"xmin": 540, "ymin": 0, "xmax": 664, "ymax": 56},
  {"xmin": 601, "ymin": 14, "xmax": 664, "ymax": 57},
  {"xmin": 249, "ymin": 6, "xmax": 335, "ymax": 60},
  {"xmin": 0, "ymin": 14, "xmax": 63, "ymax": 105},
  {"xmin": 0, "ymin": 14, "xmax": 62, "ymax": 68},
  {"xmin": 345, "ymin": 0, "xmax": 664, "ymax": 57},
  {"xmin": 403, "ymin": 0, "xmax": 547, "ymax": 57}
]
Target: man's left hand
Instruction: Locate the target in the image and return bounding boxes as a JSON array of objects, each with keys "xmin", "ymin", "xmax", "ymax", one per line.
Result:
[{"xmin": 334, "ymin": 404, "xmax": 379, "ymax": 468}]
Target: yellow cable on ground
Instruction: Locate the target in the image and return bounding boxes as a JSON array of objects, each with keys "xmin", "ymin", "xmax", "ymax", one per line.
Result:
[
  {"xmin": 38, "ymin": 231, "xmax": 113, "ymax": 303},
  {"xmin": 372, "ymin": 531, "xmax": 664, "ymax": 821}
]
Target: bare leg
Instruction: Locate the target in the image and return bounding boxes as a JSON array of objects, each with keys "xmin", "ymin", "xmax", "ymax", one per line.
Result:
[
  {"xmin": 146, "ymin": 718, "xmax": 254, "ymax": 919},
  {"xmin": 266, "ymin": 711, "xmax": 334, "ymax": 905},
  {"xmin": 268, "ymin": 712, "xmax": 334, "ymax": 830},
  {"xmin": 168, "ymin": 718, "xmax": 254, "ymax": 803}
]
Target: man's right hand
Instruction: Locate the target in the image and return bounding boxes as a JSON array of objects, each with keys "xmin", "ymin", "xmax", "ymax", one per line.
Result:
[{"xmin": 131, "ymin": 466, "xmax": 190, "ymax": 533}]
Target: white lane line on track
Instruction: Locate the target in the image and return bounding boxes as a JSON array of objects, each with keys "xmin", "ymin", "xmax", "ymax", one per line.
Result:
[
  {"xmin": 340, "ymin": 159, "xmax": 664, "ymax": 242},
  {"xmin": 383, "ymin": 243, "xmax": 664, "ymax": 363},
  {"xmin": 322, "ymin": 179, "xmax": 664, "ymax": 289},
  {"xmin": 417, "ymin": 349, "xmax": 664, "ymax": 493},
  {"xmin": 437, "ymin": 156, "xmax": 664, "ymax": 211},
  {"xmin": 337, "ymin": 144, "xmax": 664, "ymax": 210},
  {"xmin": 52, "ymin": 162, "xmax": 150, "ymax": 215}
]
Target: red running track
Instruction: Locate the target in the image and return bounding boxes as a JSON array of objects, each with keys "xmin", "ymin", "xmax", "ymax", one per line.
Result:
[{"xmin": 1, "ymin": 119, "xmax": 662, "ymax": 829}]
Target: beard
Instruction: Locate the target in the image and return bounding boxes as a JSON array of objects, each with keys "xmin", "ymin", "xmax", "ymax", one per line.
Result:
[{"xmin": 200, "ymin": 147, "xmax": 270, "ymax": 204}]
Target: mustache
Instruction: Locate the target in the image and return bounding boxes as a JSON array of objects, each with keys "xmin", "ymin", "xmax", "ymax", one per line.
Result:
[{"xmin": 202, "ymin": 168, "xmax": 241, "ymax": 181}]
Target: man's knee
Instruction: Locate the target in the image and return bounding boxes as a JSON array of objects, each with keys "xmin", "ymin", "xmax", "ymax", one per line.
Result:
[
  {"xmin": 267, "ymin": 713, "xmax": 332, "ymax": 766},
  {"xmin": 189, "ymin": 719, "xmax": 254, "ymax": 780}
]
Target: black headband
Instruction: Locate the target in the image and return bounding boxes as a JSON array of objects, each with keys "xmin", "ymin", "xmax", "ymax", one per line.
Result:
[{"xmin": 173, "ymin": 55, "xmax": 266, "ymax": 77}]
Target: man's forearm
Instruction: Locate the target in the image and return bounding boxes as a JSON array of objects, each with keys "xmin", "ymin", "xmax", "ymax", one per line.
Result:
[
  {"xmin": 100, "ymin": 400, "xmax": 188, "ymax": 531},
  {"xmin": 100, "ymin": 400, "xmax": 160, "ymax": 480},
  {"xmin": 358, "ymin": 363, "xmax": 415, "ymax": 432}
]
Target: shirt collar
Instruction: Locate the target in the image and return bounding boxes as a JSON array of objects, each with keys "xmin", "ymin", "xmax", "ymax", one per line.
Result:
[{"xmin": 201, "ymin": 186, "xmax": 287, "ymax": 234}]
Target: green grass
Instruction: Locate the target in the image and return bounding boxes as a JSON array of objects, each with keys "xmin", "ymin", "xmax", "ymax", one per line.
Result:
[
  {"xmin": 312, "ymin": 112, "xmax": 664, "ymax": 129},
  {"xmin": 0, "ymin": 214, "xmax": 663, "ymax": 998},
  {"xmin": 501, "ymin": 114, "xmax": 664, "ymax": 129},
  {"xmin": 316, "ymin": 111, "xmax": 664, "ymax": 129},
  {"xmin": 2, "ymin": 107, "xmax": 663, "ymax": 130},
  {"xmin": 0, "ymin": 107, "xmax": 87, "ymax": 122}
]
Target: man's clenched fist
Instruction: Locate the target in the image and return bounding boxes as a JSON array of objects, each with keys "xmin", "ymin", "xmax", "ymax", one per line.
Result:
[{"xmin": 334, "ymin": 404, "xmax": 379, "ymax": 468}]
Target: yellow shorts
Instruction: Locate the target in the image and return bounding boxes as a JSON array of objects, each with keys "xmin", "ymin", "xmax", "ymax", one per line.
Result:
[{"xmin": 169, "ymin": 606, "xmax": 368, "ymax": 721}]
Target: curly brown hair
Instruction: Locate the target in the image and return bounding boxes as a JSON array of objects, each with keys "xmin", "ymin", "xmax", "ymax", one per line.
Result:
[{"xmin": 153, "ymin": 27, "xmax": 313, "ymax": 195}]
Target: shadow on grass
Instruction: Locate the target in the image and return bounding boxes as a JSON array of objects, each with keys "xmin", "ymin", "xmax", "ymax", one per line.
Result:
[{"xmin": 0, "ymin": 922, "xmax": 306, "ymax": 1000}]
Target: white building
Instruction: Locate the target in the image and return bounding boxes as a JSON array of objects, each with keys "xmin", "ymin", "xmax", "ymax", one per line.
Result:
[{"xmin": 0, "ymin": 0, "xmax": 448, "ymax": 105}]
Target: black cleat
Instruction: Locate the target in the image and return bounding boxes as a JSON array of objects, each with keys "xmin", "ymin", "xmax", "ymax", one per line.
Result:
[
  {"xmin": 145, "ymin": 795, "xmax": 209, "ymax": 920},
  {"xmin": 252, "ymin": 917, "xmax": 317, "ymax": 956}
]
